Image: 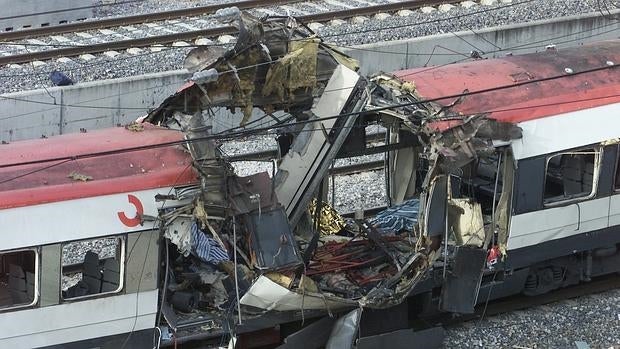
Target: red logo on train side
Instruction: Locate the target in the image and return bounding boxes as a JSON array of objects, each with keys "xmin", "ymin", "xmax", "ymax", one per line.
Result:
[{"xmin": 117, "ymin": 194, "xmax": 144, "ymax": 227}]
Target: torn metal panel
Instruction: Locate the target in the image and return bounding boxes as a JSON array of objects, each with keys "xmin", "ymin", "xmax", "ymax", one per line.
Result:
[
  {"xmin": 146, "ymin": 13, "xmax": 355, "ymax": 126},
  {"xmin": 439, "ymin": 246, "xmax": 487, "ymax": 314},
  {"xmin": 229, "ymin": 172, "xmax": 278, "ymax": 215},
  {"xmin": 325, "ymin": 308, "xmax": 362, "ymax": 349},
  {"xmin": 276, "ymin": 316, "xmax": 336, "ymax": 349},
  {"xmin": 240, "ymin": 275, "xmax": 356, "ymax": 312},
  {"xmin": 275, "ymin": 64, "xmax": 368, "ymax": 226},
  {"xmin": 243, "ymin": 207, "xmax": 302, "ymax": 270}
]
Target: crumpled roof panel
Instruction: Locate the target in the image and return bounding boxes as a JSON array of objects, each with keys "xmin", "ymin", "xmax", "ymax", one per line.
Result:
[{"xmin": 394, "ymin": 40, "xmax": 620, "ymax": 124}]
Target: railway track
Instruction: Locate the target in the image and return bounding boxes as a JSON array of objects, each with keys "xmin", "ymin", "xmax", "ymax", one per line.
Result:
[{"xmin": 0, "ymin": 0, "xmax": 465, "ymax": 66}]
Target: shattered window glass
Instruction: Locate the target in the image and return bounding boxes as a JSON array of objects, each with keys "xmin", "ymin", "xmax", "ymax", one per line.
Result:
[
  {"xmin": 61, "ymin": 237, "xmax": 123, "ymax": 300},
  {"xmin": 544, "ymin": 149, "xmax": 598, "ymax": 204},
  {"xmin": 0, "ymin": 249, "xmax": 37, "ymax": 310}
]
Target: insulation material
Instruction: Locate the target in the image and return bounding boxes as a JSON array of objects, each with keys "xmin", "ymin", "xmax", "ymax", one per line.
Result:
[
  {"xmin": 448, "ymin": 199, "xmax": 485, "ymax": 247},
  {"xmin": 263, "ymin": 39, "xmax": 320, "ymax": 102}
]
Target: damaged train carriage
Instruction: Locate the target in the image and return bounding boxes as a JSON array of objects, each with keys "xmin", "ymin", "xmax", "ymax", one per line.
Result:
[
  {"xmin": 2, "ymin": 10, "xmax": 620, "ymax": 348},
  {"xmin": 139, "ymin": 10, "xmax": 617, "ymax": 346},
  {"xmin": 143, "ymin": 12, "xmax": 620, "ymax": 348}
]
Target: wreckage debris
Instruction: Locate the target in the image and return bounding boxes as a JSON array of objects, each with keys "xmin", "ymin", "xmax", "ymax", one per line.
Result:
[{"xmin": 141, "ymin": 9, "xmax": 524, "ymax": 346}]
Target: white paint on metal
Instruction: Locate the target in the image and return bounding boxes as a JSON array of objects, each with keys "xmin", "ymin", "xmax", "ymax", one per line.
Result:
[
  {"xmin": 511, "ymin": 102, "xmax": 620, "ymax": 160},
  {"xmin": 508, "ymin": 197, "xmax": 610, "ymax": 250},
  {"xmin": 0, "ymin": 188, "xmax": 174, "ymax": 250},
  {"xmin": 241, "ymin": 276, "xmax": 354, "ymax": 311},
  {"xmin": 607, "ymin": 194, "xmax": 620, "ymax": 226},
  {"xmin": 0, "ymin": 290, "xmax": 158, "ymax": 348}
]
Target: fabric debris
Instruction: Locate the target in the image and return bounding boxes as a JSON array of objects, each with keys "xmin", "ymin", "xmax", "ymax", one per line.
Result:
[
  {"xmin": 190, "ymin": 222, "xmax": 229, "ymax": 265},
  {"xmin": 368, "ymin": 198, "xmax": 420, "ymax": 234}
]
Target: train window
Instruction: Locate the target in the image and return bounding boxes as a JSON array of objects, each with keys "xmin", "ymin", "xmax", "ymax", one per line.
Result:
[
  {"xmin": 61, "ymin": 237, "xmax": 124, "ymax": 300},
  {"xmin": 544, "ymin": 148, "xmax": 599, "ymax": 205},
  {"xmin": 0, "ymin": 249, "xmax": 38, "ymax": 310}
]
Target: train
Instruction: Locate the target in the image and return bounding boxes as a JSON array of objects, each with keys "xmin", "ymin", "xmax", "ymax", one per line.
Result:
[{"xmin": 1, "ymin": 12, "xmax": 620, "ymax": 349}]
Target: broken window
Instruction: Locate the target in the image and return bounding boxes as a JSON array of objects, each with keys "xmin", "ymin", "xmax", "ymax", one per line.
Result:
[
  {"xmin": 61, "ymin": 237, "xmax": 124, "ymax": 300},
  {"xmin": 544, "ymin": 148, "xmax": 599, "ymax": 204},
  {"xmin": 0, "ymin": 249, "xmax": 37, "ymax": 310}
]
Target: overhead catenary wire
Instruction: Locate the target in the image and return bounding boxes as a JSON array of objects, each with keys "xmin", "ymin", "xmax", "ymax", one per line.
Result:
[{"xmin": 0, "ymin": 60, "xmax": 618, "ymax": 174}]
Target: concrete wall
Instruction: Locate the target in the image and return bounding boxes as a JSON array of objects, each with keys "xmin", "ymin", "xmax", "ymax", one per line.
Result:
[
  {"xmin": 0, "ymin": 70, "xmax": 187, "ymax": 141},
  {"xmin": 346, "ymin": 10, "xmax": 620, "ymax": 76},
  {"xmin": 2, "ymin": 11, "xmax": 619, "ymax": 142},
  {"xmin": 0, "ymin": 0, "xmax": 94, "ymax": 31}
]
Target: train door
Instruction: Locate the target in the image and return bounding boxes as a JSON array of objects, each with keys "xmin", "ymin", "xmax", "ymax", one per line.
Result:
[
  {"xmin": 508, "ymin": 145, "xmax": 609, "ymax": 262},
  {"xmin": 605, "ymin": 144, "xmax": 620, "ymax": 226}
]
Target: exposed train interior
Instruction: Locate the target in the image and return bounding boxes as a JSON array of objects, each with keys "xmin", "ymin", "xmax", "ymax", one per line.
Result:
[{"xmin": 0, "ymin": 250, "xmax": 36, "ymax": 309}]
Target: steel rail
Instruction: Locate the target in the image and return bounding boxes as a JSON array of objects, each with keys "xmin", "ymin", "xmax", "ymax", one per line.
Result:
[
  {"xmin": 0, "ymin": 0, "xmax": 305, "ymax": 42},
  {"xmin": 0, "ymin": 0, "xmax": 462, "ymax": 65}
]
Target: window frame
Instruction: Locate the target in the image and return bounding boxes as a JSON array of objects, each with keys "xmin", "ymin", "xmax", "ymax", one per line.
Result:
[
  {"xmin": 0, "ymin": 247, "xmax": 40, "ymax": 312},
  {"xmin": 542, "ymin": 146, "xmax": 602, "ymax": 207},
  {"xmin": 613, "ymin": 144, "xmax": 620, "ymax": 192},
  {"xmin": 60, "ymin": 235, "xmax": 126, "ymax": 302}
]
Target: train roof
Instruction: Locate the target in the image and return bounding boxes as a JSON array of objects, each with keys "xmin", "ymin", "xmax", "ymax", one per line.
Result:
[
  {"xmin": 0, "ymin": 124, "xmax": 197, "ymax": 209},
  {"xmin": 394, "ymin": 40, "xmax": 620, "ymax": 124}
]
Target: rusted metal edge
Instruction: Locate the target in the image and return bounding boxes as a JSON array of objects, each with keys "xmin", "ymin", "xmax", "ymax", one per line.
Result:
[{"xmin": 0, "ymin": 0, "xmax": 462, "ymax": 65}]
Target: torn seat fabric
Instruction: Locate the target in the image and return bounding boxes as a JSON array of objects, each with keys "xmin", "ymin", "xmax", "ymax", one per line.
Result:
[{"xmin": 191, "ymin": 222, "xmax": 229, "ymax": 265}]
